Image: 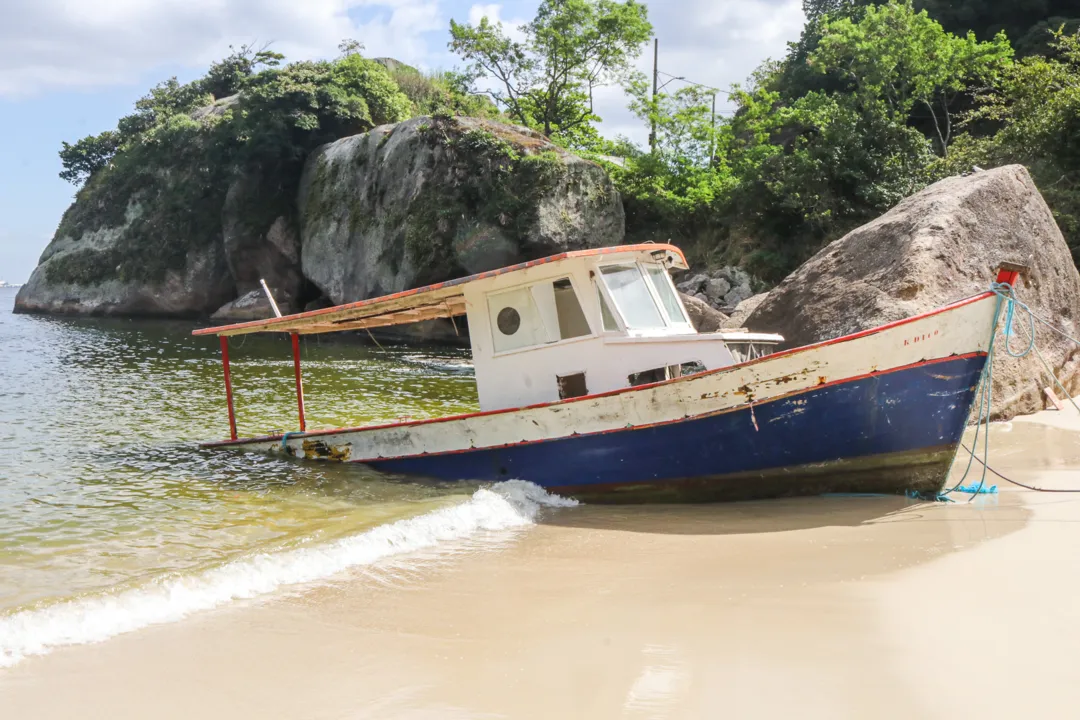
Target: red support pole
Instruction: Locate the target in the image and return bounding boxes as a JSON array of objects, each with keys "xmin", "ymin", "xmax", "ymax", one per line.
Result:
[
  {"xmin": 220, "ymin": 336, "xmax": 238, "ymax": 441},
  {"xmin": 291, "ymin": 332, "xmax": 306, "ymax": 432}
]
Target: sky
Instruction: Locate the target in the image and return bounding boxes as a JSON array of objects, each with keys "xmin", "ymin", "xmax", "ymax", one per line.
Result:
[{"xmin": 0, "ymin": 0, "xmax": 805, "ymax": 283}]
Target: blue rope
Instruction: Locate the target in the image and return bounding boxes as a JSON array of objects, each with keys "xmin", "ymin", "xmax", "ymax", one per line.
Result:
[
  {"xmin": 939, "ymin": 281, "xmax": 1078, "ymax": 501},
  {"xmin": 994, "ymin": 282, "xmax": 1080, "ymax": 411},
  {"xmin": 281, "ymin": 431, "xmax": 305, "ymax": 452},
  {"xmin": 938, "ymin": 291, "xmax": 1003, "ymax": 499},
  {"xmin": 997, "ymin": 282, "xmax": 1036, "ymax": 359}
]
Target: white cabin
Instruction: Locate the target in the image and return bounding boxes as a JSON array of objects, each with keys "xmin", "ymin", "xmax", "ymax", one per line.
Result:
[
  {"xmin": 195, "ymin": 244, "xmax": 783, "ymax": 416},
  {"xmin": 458, "ymin": 246, "xmax": 780, "ymax": 411}
]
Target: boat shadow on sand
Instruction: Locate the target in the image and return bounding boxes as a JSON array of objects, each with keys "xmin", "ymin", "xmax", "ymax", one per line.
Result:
[{"xmin": 540, "ymin": 493, "xmax": 1023, "ymax": 537}]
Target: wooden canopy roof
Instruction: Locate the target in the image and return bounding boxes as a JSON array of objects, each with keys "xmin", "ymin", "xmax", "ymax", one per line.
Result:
[{"xmin": 192, "ymin": 244, "xmax": 687, "ymax": 338}]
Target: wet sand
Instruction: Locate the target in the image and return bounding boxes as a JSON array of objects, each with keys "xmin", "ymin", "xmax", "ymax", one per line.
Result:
[{"xmin": 4, "ymin": 412, "xmax": 1080, "ymax": 718}]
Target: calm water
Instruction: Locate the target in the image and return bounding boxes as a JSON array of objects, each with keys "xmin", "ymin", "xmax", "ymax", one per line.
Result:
[{"xmin": 0, "ymin": 286, "xmax": 514, "ymax": 654}]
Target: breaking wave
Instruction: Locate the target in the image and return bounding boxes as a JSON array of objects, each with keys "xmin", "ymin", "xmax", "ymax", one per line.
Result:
[{"xmin": 0, "ymin": 480, "xmax": 576, "ymax": 669}]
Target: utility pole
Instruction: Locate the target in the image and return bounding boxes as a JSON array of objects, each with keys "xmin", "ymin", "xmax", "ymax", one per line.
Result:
[
  {"xmin": 649, "ymin": 38, "xmax": 658, "ymax": 153},
  {"xmin": 709, "ymin": 91, "xmax": 716, "ymax": 166}
]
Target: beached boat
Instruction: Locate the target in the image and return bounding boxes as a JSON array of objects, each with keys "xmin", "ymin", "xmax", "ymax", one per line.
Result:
[{"xmin": 194, "ymin": 244, "xmax": 1014, "ymax": 502}]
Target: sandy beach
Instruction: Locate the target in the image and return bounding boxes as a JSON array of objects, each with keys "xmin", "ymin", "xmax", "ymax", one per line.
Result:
[{"xmin": 3, "ymin": 411, "xmax": 1080, "ymax": 719}]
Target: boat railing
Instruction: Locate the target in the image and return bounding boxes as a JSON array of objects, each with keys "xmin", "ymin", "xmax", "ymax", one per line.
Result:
[{"xmin": 716, "ymin": 330, "xmax": 785, "ymax": 363}]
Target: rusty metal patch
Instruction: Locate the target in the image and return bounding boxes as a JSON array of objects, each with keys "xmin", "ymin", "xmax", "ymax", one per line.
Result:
[{"xmin": 302, "ymin": 439, "xmax": 352, "ymax": 462}]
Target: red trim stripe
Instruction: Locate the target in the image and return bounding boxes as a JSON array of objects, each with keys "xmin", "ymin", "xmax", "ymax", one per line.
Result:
[{"xmin": 201, "ymin": 292, "xmax": 994, "ymax": 448}]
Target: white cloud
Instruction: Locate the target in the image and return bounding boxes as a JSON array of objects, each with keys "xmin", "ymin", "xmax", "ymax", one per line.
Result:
[
  {"xmin": 466, "ymin": 3, "xmax": 528, "ymax": 40},
  {"xmin": 0, "ymin": 0, "xmax": 806, "ymax": 145},
  {"xmin": 593, "ymin": 0, "xmax": 806, "ymax": 146},
  {"xmin": 468, "ymin": 3, "xmax": 504, "ymax": 25},
  {"xmin": 0, "ymin": 0, "xmax": 445, "ymax": 97}
]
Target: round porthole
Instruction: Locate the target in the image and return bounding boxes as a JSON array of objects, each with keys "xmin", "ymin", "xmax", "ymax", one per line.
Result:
[{"xmin": 497, "ymin": 307, "xmax": 521, "ymax": 335}]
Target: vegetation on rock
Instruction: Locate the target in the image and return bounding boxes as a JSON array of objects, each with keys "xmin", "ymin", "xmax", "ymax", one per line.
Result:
[
  {"xmin": 50, "ymin": 46, "xmax": 420, "ymax": 287},
  {"xmin": 42, "ymin": 0, "xmax": 1080, "ymax": 308}
]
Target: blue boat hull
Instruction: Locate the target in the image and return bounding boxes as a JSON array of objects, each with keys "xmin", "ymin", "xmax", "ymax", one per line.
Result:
[{"xmin": 364, "ymin": 354, "xmax": 986, "ymax": 502}]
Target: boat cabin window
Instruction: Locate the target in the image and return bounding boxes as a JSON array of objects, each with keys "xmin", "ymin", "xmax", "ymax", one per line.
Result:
[
  {"xmin": 599, "ymin": 263, "xmax": 691, "ymax": 331},
  {"xmin": 552, "ymin": 278, "xmax": 591, "ymax": 339},
  {"xmin": 628, "ymin": 361, "xmax": 706, "ymax": 387},
  {"xmin": 489, "ymin": 286, "xmax": 547, "ymax": 352},
  {"xmin": 644, "ymin": 264, "xmax": 689, "ymax": 325},
  {"xmin": 488, "ymin": 276, "xmax": 592, "ymax": 353},
  {"xmin": 597, "ymin": 285, "xmax": 619, "ymax": 331},
  {"xmin": 600, "ymin": 265, "xmax": 665, "ymax": 329}
]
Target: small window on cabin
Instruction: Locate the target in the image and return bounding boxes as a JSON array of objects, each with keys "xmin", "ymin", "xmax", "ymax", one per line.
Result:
[
  {"xmin": 679, "ymin": 361, "xmax": 707, "ymax": 376},
  {"xmin": 600, "ymin": 265, "xmax": 665, "ymax": 329},
  {"xmin": 489, "ymin": 277, "xmax": 592, "ymax": 353},
  {"xmin": 597, "ymin": 285, "xmax": 619, "ymax": 331},
  {"xmin": 489, "ymin": 286, "xmax": 546, "ymax": 352},
  {"xmin": 628, "ymin": 367, "xmax": 669, "ymax": 387},
  {"xmin": 552, "ymin": 278, "xmax": 591, "ymax": 339},
  {"xmin": 558, "ymin": 372, "xmax": 588, "ymax": 399},
  {"xmin": 644, "ymin": 264, "xmax": 690, "ymax": 325}
]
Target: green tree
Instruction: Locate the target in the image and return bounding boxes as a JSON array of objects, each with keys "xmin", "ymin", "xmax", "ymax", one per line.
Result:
[
  {"xmin": 810, "ymin": 1, "xmax": 1013, "ymax": 156},
  {"xmin": 448, "ymin": 0, "xmax": 652, "ymax": 139},
  {"xmin": 944, "ymin": 29, "xmax": 1080, "ymax": 258},
  {"xmin": 338, "ymin": 38, "xmax": 365, "ymax": 57},
  {"xmin": 724, "ymin": 83, "xmax": 933, "ymax": 280},
  {"xmin": 915, "ymin": 0, "xmax": 1080, "ymax": 57},
  {"xmin": 628, "ymin": 79, "xmax": 721, "ymax": 167},
  {"xmin": 803, "ymin": 0, "xmax": 860, "ymax": 24},
  {"xmin": 201, "ymin": 43, "xmax": 284, "ymax": 99},
  {"xmin": 58, "ymin": 131, "xmax": 122, "ymax": 185}
]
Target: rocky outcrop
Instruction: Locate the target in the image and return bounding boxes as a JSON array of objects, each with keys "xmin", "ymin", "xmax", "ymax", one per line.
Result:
[
  {"xmin": 15, "ymin": 96, "xmax": 238, "ymax": 318},
  {"xmin": 680, "ymin": 293, "xmax": 729, "ymax": 333},
  {"xmin": 744, "ymin": 165, "xmax": 1080, "ymax": 419},
  {"xmin": 14, "ymin": 199, "xmax": 234, "ymax": 317},
  {"xmin": 221, "ymin": 173, "xmax": 305, "ymax": 303},
  {"xmin": 16, "ymin": 110, "xmax": 625, "ymax": 325},
  {"xmin": 299, "ymin": 116, "xmax": 624, "ymax": 304},
  {"xmin": 209, "ymin": 289, "xmax": 299, "ymax": 323},
  {"xmin": 675, "ymin": 266, "xmax": 755, "ymax": 312},
  {"xmin": 722, "ymin": 292, "xmax": 769, "ymax": 329}
]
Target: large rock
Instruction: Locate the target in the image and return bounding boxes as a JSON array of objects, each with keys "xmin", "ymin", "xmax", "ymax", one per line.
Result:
[
  {"xmin": 722, "ymin": 292, "xmax": 769, "ymax": 330},
  {"xmin": 299, "ymin": 115, "xmax": 625, "ymax": 304},
  {"xmin": 680, "ymin": 292, "xmax": 729, "ymax": 333},
  {"xmin": 675, "ymin": 266, "xmax": 755, "ymax": 311},
  {"xmin": 744, "ymin": 165, "xmax": 1080, "ymax": 419},
  {"xmin": 221, "ymin": 173, "xmax": 304, "ymax": 302},
  {"xmin": 14, "ymin": 199, "xmax": 234, "ymax": 317},
  {"xmin": 14, "ymin": 97, "xmax": 237, "ymax": 318},
  {"xmin": 210, "ymin": 288, "xmax": 299, "ymax": 323}
]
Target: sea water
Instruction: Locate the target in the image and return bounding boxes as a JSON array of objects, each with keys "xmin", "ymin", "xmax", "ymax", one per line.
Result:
[{"xmin": 0, "ymin": 288, "xmax": 574, "ymax": 667}]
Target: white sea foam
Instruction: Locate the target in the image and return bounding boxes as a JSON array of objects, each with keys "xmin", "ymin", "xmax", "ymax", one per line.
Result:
[{"xmin": 0, "ymin": 480, "xmax": 576, "ymax": 669}]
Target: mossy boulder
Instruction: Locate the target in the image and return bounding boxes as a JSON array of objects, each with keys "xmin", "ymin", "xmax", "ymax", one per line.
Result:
[
  {"xmin": 298, "ymin": 115, "xmax": 625, "ymax": 303},
  {"xmin": 14, "ymin": 181, "xmax": 234, "ymax": 317},
  {"xmin": 14, "ymin": 104, "xmax": 237, "ymax": 317}
]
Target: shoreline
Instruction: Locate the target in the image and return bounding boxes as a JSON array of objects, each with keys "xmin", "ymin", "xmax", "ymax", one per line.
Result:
[{"xmin": 2, "ymin": 414, "xmax": 1079, "ymax": 718}]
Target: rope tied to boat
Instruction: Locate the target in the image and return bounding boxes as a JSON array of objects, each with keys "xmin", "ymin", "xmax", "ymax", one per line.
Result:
[
  {"xmin": 280, "ymin": 431, "xmax": 305, "ymax": 453},
  {"xmin": 939, "ymin": 282, "xmax": 1080, "ymax": 499}
]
